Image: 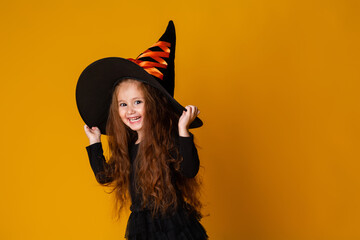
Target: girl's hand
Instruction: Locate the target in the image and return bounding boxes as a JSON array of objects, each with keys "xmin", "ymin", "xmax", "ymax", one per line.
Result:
[
  {"xmin": 178, "ymin": 105, "xmax": 200, "ymax": 137},
  {"xmin": 84, "ymin": 125, "xmax": 101, "ymax": 145}
]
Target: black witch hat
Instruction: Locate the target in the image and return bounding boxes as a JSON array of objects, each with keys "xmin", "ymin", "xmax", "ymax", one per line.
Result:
[{"xmin": 76, "ymin": 21, "xmax": 203, "ymax": 134}]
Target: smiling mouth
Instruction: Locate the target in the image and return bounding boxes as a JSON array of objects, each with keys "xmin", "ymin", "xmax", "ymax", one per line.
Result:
[{"xmin": 129, "ymin": 116, "xmax": 141, "ymax": 123}]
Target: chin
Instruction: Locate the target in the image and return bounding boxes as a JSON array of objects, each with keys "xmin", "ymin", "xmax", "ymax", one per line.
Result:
[{"xmin": 127, "ymin": 122, "xmax": 143, "ymax": 132}]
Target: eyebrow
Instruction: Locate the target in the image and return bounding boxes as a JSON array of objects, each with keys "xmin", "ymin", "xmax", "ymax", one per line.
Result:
[{"xmin": 117, "ymin": 97, "xmax": 143, "ymax": 103}]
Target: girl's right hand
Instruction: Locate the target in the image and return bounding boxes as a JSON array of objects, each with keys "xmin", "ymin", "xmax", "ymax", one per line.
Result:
[{"xmin": 84, "ymin": 125, "xmax": 101, "ymax": 145}]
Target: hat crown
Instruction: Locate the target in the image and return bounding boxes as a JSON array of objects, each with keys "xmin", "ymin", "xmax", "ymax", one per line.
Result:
[{"xmin": 128, "ymin": 20, "xmax": 176, "ymax": 97}]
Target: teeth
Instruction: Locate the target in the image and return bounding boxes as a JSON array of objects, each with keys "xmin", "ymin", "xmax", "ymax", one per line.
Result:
[{"xmin": 129, "ymin": 117, "xmax": 140, "ymax": 122}]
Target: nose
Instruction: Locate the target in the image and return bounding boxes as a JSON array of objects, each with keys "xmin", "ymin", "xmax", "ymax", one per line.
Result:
[{"xmin": 127, "ymin": 105, "xmax": 135, "ymax": 114}]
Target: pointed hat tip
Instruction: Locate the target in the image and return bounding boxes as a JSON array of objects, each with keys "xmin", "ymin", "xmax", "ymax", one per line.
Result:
[
  {"xmin": 166, "ymin": 20, "xmax": 175, "ymax": 31},
  {"xmin": 159, "ymin": 20, "xmax": 175, "ymax": 42}
]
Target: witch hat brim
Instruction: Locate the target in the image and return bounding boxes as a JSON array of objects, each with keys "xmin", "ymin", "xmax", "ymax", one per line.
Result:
[{"xmin": 76, "ymin": 21, "xmax": 202, "ymax": 135}]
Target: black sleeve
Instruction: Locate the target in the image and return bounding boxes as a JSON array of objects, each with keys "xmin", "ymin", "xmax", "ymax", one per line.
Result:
[
  {"xmin": 85, "ymin": 142, "xmax": 114, "ymax": 184},
  {"xmin": 178, "ymin": 134, "xmax": 200, "ymax": 178}
]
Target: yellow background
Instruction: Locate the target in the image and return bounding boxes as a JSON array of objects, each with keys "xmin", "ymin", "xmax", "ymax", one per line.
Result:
[{"xmin": 1, "ymin": 0, "xmax": 359, "ymax": 239}]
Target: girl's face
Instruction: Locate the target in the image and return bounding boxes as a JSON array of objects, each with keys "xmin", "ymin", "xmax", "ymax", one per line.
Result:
[{"xmin": 116, "ymin": 80, "xmax": 146, "ymax": 139}]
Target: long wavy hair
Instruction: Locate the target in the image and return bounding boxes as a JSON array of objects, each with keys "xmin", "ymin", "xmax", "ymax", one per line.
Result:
[{"xmin": 102, "ymin": 78, "xmax": 202, "ymax": 220}]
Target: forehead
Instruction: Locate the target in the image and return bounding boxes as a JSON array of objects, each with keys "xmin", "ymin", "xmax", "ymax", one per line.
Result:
[{"xmin": 116, "ymin": 80, "xmax": 144, "ymax": 99}]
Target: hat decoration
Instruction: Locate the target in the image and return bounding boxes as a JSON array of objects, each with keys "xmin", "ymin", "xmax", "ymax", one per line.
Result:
[
  {"xmin": 76, "ymin": 21, "xmax": 202, "ymax": 135},
  {"xmin": 128, "ymin": 41, "xmax": 170, "ymax": 80}
]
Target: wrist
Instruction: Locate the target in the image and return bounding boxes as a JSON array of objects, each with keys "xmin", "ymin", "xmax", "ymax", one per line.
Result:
[
  {"xmin": 89, "ymin": 138, "xmax": 101, "ymax": 145},
  {"xmin": 178, "ymin": 127, "xmax": 190, "ymax": 137}
]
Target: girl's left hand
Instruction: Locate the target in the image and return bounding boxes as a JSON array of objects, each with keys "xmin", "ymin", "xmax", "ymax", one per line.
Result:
[{"xmin": 178, "ymin": 105, "xmax": 200, "ymax": 135}]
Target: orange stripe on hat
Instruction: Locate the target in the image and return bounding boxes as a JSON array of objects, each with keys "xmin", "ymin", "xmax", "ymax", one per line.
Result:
[{"xmin": 128, "ymin": 41, "xmax": 171, "ymax": 80}]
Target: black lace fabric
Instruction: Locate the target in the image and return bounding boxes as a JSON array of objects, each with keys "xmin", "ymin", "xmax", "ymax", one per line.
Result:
[{"xmin": 125, "ymin": 203, "xmax": 208, "ymax": 240}]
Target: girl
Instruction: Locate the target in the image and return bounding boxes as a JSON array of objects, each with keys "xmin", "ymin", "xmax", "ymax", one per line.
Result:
[
  {"xmin": 76, "ymin": 21, "xmax": 208, "ymax": 239},
  {"xmin": 84, "ymin": 79, "xmax": 207, "ymax": 239}
]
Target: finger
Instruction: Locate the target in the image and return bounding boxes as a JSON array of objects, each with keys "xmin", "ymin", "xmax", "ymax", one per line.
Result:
[
  {"xmin": 180, "ymin": 110, "xmax": 186, "ymax": 118},
  {"xmin": 194, "ymin": 108, "xmax": 200, "ymax": 116},
  {"xmin": 183, "ymin": 106, "xmax": 188, "ymax": 115},
  {"xmin": 189, "ymin": 105, "xmax": 196, "ymax": 117}
]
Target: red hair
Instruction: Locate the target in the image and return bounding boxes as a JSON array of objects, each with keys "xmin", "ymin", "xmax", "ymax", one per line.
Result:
[{"xmin": 103, "ymin": 78, "xmax": 203, "ymax": 219}]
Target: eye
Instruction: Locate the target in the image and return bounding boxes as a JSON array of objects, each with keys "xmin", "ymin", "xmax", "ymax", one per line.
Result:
[
  {"xmin": 134, "ymin": 100, "xmax": 143, "ymax": 105},
  {"xmin": 119, "ymin": 103, "xmax": 127, "ymax": 107}
]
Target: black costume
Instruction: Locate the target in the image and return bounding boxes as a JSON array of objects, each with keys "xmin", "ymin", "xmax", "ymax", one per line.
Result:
[{"xmin": 85, "ymin": 135, "xmax": 208, "ymax": 240}]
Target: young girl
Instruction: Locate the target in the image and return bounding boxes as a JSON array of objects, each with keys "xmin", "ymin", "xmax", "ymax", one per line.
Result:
[{"xmin": 76, "ymin": 21, "xmax": 208, "ymax": 239}]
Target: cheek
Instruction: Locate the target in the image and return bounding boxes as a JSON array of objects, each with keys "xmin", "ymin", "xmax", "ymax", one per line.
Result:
[
  {"xmin": 140, "ymin": 106, "xmax": 146, "ymax": 115},
  {"xmin": 118, "ymin": 109, "xmax": 126, "ymax": 119}
]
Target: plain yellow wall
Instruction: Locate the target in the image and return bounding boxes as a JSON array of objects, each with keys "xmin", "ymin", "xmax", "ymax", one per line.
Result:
[{"xmin": 1, "ymin": 0, "xmax": 359, "ymax": 239}]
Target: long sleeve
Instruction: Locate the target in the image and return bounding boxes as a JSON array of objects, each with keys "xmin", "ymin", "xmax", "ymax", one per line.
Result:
[
  {"xmin": 178, "ymin": 134, "xmax": 200, "ymax": 178},
  {"xmin": 86, "ymin": 142, "xmax": 114, "ymax": 184}
]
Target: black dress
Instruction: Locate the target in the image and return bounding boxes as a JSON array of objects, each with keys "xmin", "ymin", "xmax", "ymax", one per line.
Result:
[{"xmin": 86, "ymin": 135, "xmax": 208, "ymax": 240}]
